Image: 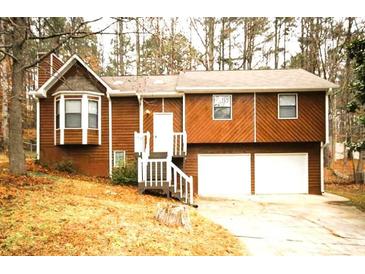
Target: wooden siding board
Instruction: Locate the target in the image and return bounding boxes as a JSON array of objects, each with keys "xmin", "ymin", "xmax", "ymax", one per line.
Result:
[
  {"xmin": 183, "ymin": 142, "xmax": 321, "ymax": 195},
  {"xmin": 39, "ymin": 63, "xmax": 109, "ymax": 176},
  {"xmin": 111, "ymin": 97, "xmax": 140, "ymax": 162},
  {"xmin": 256, "ymin": 92, "xmax": 325, "ymax": 142},
  {"xmin": 186, "ymin": 94, "xmax": 254, "ymax": 143}
]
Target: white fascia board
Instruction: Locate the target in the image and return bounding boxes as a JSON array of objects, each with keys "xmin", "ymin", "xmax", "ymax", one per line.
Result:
[
  {"xmin": 176, "ymin": 86, "xmax": 330, "ymax": 93},
  {"xmin": 37, "ymin": 54, "xmax": 113, "ymax": 98},
  {"xmin": 107, "ymin": 90, "xmax": 137, "ymax": 97},
  {"xmin": 52, "ymin": 90, "xmax": 105, "ymax": 97},
  {"xmin": 141, "ymin": 92, "xmax": 183, "ymax": 98}
]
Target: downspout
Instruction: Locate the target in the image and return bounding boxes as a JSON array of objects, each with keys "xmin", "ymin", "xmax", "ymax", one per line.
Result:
[
  {"xmin": 36, "ymin": 98, "xmax": 40, "ymax": 160},
  {"xmin": 321, "ymin": 89, "xmax": 330, "ymax": 193},
  {"xmin": 108, "ymin": 93, "xmax": 113, "ymax": 176}
]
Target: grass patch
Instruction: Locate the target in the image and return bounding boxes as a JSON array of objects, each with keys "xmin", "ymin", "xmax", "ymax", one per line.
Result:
[
  {"xmin": 326, "ymin": 183, "xmax": 365, "ymax": 212},
  {"xmin": 0, "ymin": 160, "xmax": 245, "ymax": 255}
]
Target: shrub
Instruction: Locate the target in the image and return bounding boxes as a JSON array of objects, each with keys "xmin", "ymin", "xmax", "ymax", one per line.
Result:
[
  {"xmin": 55, "ymin": 160, "xmax": 75, "ymax": 173},
  {"xmin": 112, "ymin": 161, "xmax": 137, "ymax": 185}
]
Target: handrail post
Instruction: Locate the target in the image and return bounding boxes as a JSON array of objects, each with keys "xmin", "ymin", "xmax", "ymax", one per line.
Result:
[
  {"xmin": 183, "ymin": 131, "xmax": 187, "ymax": 155},
  {"xmin": 137, "ymin": 157, "xmax": 142, "ymax": 182}
]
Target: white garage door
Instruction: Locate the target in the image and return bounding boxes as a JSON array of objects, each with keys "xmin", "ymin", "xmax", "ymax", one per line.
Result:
[
  {"xmin": 198, "ymin": 154, "xmax": 251, "ymax": 198},
  {"xmin": 255, "ymin": 153, "xmax": 308, "ymax": 194}
]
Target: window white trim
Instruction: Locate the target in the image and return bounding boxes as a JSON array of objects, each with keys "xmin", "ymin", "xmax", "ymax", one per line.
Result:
[
  {"xmin": 113, "ymin": 150, "xmax": 126, "ymax": 168},
  {"xmin": 212, "ymin": 94, "xmax": 233, "ymax": 121},
  {"xmin": 54, "ymin": 93, "xmax": 101, "ymax": 145},
  {"xmin": 277, "ymin": 93, "xmax": 298, "ymax": 120}
]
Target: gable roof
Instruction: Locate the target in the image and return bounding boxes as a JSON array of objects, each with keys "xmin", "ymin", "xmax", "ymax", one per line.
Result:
[
  {"xmin": 32, "ymin": 54, "xmax": 112, "ymax": 98},
  {"xmin": 176, "ymin": 69, "xmax": 339, "ymax": 93}
]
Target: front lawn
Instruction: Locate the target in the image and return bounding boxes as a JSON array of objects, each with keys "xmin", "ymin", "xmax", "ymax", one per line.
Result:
[{"xmin": 0, "ymin": 162, "xmax": 244, "ymax": 255}]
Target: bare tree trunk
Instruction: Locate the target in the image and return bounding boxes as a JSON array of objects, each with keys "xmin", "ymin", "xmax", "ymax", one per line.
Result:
[
  {"xmin": 0, "ymin": 20, "xmax": 9, "ymax": 153},
  {"xmin": 228, "ymin": 20, "xmax": 233, "ymax": 70},
  {"xmin": 135, "ymin": 18, "xmax": 141, "ymax": 75},
  {"xmin": 207, "ymin": 17, "xmax": 215, "ymax": 71},
  {"xmin": 9, "ymin": 24, "xmax": 26, "ymax": 175},
  {"xmin": 274, "ymin": 18, "xmax": 279, "ymax": 69}
]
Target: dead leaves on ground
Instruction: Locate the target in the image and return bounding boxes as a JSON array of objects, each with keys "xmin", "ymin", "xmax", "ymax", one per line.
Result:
[{"xmin": 0, "ymin": 162, "xmax": 244, "ymax": 256}]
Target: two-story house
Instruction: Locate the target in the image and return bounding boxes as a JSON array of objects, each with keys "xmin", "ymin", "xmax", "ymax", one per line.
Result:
[{"xmin": 31, "ymin": 54, "xmax": 338, "ymax": 204}]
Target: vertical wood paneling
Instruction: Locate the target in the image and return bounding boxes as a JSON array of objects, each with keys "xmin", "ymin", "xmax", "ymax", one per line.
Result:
[{"xmin": 186, "ymin": 94, "xmax": 254, "ymax": 143}]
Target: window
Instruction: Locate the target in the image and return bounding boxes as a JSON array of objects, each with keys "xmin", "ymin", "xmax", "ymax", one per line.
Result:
[
  {"xmin": 88, "ymin": 101, "xmax": 98, "ymax": 129},
  {"xmin": 56, "ymin": 100, "xmax": 60, "ymax": 129},
  {"xmin": 278, "ymin": 94, "xmax": 298, "ymax": 119},
  {"xmin": 65, "ymin": 100, "xmax": 81, "ymax": 128},
  {"xmin": 213, "ymin": 95, "xmax": 232, "ymax": 120},
  {"xmin": 113, "ymin": 151, "xmax": 126, "ymax": 167}
]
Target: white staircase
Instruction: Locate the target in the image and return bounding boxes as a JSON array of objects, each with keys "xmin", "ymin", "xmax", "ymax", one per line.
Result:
[{"xmin": 134, "ymin": 131, "xmax": 194, "ymax": 205}]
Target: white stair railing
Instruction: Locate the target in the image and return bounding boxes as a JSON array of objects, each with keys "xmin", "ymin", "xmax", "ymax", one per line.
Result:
[
  {"xmin": 170, "ymin": 162, "xmax": 194, "ymax": 204},
  {"xmin": 134, "ymin": 131, "xmax": 150, "ymax": 157},
  {"xmin": 139, "ymin": 157, "xmax": 171, "ymax": 188},
  {"xmin": 173, "ymin": 131, "xmax": 187, "ymax": 156}
]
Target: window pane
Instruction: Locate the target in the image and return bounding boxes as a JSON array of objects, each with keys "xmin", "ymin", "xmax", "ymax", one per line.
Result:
[
  {"xmin": 213, "ymin": 95, "xmax": 231, "ymax": 107},
  {"xmin": 279, "ymin": 95, "xmax": 296, "ymax": 106},
  {"xmin": 114, "ymin": 151, "xmax": 125, "ymax": 167},
  {"xmin": 214, "ymin": 107, "xmax": 231, "ymax": 119},
  {"xmin": 65, "ymin": 113, "xmax": 81, "ymax": 128},
  {"xmin": 56, "ymin": 101, "xmax": 60, "ymax": 129},
  {"xmin": 65, "ymin": 100, "xmax": 81, "ymax": 113},
  {"xmin": 89, "ymin": 101, "xmax": 98, "ymax": 114},
  {"xmin": 89, "ymin": 114, "xmax": 97, "ymax": 128},
  {"xmin": 279, "ymin": 106, "xmax": 296, "ymax": 118}
]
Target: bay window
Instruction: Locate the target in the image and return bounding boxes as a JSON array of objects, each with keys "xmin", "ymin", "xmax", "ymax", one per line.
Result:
[
  {"xmin": 65, "ymin": 100, "xmax": 82, "ymax": 128},
  {"xmin": 88, "ymin": 100, "xmax": 98, "ymax": 129},
  {"xmin": 54, "ymin": 93, "xmax": 101, "ymax": 145}
]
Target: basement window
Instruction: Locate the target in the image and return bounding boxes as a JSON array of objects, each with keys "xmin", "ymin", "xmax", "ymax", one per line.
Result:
[
  {"xmin": 213, "ymin": 95, "xmax": 232, "ymax": 120},
  {"xmin": 65, "ymin": 100, "xmax": 82, "ymax": 128},
  {"xmin": 278, "ymin": 94, "xmax": 298, "ymax": 119},
  {"xmin": 113, "ymin": 151, "xmax": 126, "ymax": 167}
]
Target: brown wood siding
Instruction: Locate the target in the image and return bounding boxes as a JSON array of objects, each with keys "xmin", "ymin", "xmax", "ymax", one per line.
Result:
[
  {"xmin": 143, "ymin": 98, "xmax": 183, "ymax": 151},
  {"xmin": 183, "ymin": 142, "xmax": 321, "ymax": 195},
  {"xmin": 52, "ymin": 55, "xmax": 64, "ymax": 72},
  {"xmin": 111, "ymin": 97, "xmax": 139, "ymax": 162},
  {"xmin": 256, "ymin": 92, "xmax": 325, "ymax": 142},
  {"xmin": 164, "ymin": 98, "xmax": 183, "ymax": 132},
  {"xmin": 186, "ymin": 94, "xmax": 254, "ymax": 143},
  {"xmin": 88, "ymin": 129, "xmax": 99, "ymax": 145},
  {"xmin": 38, "ymin": 55, "xmax": 51, "ymax": 86},
  {"xmin": 39, "ymin": 63, "xmax": 109, "ymax": 177},
  {"xmin": 64, "ymin": 129, "xmax": 82, "ymax": 144}
]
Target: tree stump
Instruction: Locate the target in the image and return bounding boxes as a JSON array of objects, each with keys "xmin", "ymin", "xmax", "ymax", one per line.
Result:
[{"xmin": 155, "ymin": 203, "xmax": 191, "ymax": 230}]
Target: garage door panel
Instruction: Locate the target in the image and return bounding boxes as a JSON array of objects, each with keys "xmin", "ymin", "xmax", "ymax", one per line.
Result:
[
  {"xmin": 255, "ymin": 153, "xmax": 308, "ymax": 194},
  {"xmin": 198, "ymin": 154, "xmax": 251, "ymax": 198}
]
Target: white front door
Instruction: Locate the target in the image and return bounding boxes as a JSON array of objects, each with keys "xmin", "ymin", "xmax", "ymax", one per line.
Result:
[
  {"xmin": 198, "ymin": 154, "xmax": 251, "ymax": 198},
  {"xmin": 153, "ymin": 112, "xmax": 173, "ymax": 153},
  {"xmin": 255, "ymin": 153, "xmax": 308, "ymax": 194}
]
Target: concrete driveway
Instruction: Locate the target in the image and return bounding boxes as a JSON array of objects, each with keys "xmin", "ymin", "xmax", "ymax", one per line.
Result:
[{"xmin": 197, "ymin": 193, "xmax": 365, "ymax": 255}]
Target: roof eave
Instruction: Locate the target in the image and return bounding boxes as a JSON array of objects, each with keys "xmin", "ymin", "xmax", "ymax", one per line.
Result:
[{"xmin": 176, "ymin": 86, "xmax": 335, "ymax": 93}]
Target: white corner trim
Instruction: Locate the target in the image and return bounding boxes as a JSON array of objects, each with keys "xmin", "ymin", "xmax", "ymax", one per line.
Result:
[
  {"xmin": 139, "ymin": 98, "xmax": 144, "ymax": 133},
  {"xmin": 50, "ymin": 53, "xmax": 53, "ymax": 76},
  {"xmin": 36, "ymin": 99, "xmax": 40, "ymax": 160},
  {"xmin": 108, "ymin": 95, "xmax": 113, "ymax": 176},
  {"xmin": 320, "ymin": 142, "xmax": 324, "ymax": 193},
  {"xmin": 60, "ymin": 95, "xmax": 65, "ymax": 145},
  {"xmin": 182, "ymin": 94, "xmax": 186, "ymax": 132},
  {"xmin": 253, "ymin": 92, "xmax": 256, "ymax": 142},
  {"xmin": 82, "ymin": 95, "xmax": 88, "ymax": 144},
  {"xmin": 325, "ymin": 90, "xmax": 330, "ymax": 145},
  {"xmin": 98, "ymin": 96, "xmax": 102, "ymax": 145},
  {"xmin": 162, "ymin": 98, "xmax": 165, "ymax": 112}
]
